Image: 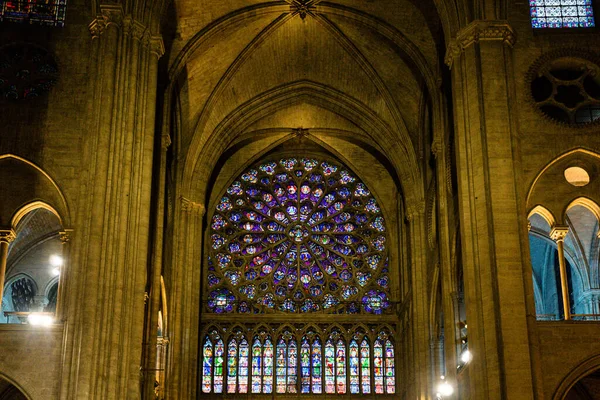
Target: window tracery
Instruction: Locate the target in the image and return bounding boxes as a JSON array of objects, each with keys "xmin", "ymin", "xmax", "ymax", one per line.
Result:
[
  {"xmin": 207, "ymin": 157, "xmax": 390, "ymax": 315},
  {"xmin": 0, "ymin": 0, "xmax": 67, "ymax": 26},
  {"xmin": 201, "ymin": 324, "xmax": 396, "ymax": 395}
]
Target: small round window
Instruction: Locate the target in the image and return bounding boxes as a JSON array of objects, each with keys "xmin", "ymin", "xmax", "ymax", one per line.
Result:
[
  {"xmin": 564, "ymin": 166, "xmax": 590, "ymax": 187},
  {"xmin": 529, "ymin": 54, "xmax": 600, "ymax": 126}
]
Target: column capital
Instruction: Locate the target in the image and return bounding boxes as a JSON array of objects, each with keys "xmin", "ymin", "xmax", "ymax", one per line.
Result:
[
  {"xmin": 0, "ymin": 229, "xmax": 16, "ymax": 244},
  {"xmin": 180, "ymin": 197, "xmax": 206, "ymax": 216},
  {"xmin": 550, "ymin": 225, "xmax": 569, "ymax": 242},
  {"xmin": 161, "ymin": 134, "xmax": 172, "ymax": 150},
  {"xmin": 59, "ymin": 229, "xmax": 74, "ymax": 244},
  {"xmin": 89, "ymin": 4, "xmax": 124, "ymax": 38},
  {"xmin": 405, "ymin": 203, "xmax": 425, "ymax": 221},
  {"xmin": 445, "ymin": 20, "xmax": 516, "ymax": 68}
]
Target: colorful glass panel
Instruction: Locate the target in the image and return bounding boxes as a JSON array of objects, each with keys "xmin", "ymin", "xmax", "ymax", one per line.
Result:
[
  {"xmin": 0, "ymin": 0, "xmax": 67, "ymax": 27},
  {"xmin": 530, "ymin": 0, "xmax": 595, "ymax": 28},
  {"xmin": 301, "ymin": 337, "xmax": 311, "ymax": 393},
  {"xmin": 214, "ymin": 339, "xmax": 224, "ymax": 393},
  {"xmin": 336, "ymin": 339, "xmax": 347, "ymax": 394},
  {"xmin": 227, "ymin": 339, "xmax": 237, "ymax": 393},
  {"xmin": 349, "ymin": 340, "xmax": 360, "ymax": 394},
  {"xmin": 263, "ymin": 338, "xmax": 274, "ymax": 393},
  {"xmin": 374, "ymin": 339, "xmax": 384, "ymax": 394},
  {"xmin": 312, "ymin": 337, "xmax": 322, "ymax": 393},
  {"xmin": 325, "ymin": 339, "xmax": 335, "ymax": 393},
  {"xmin": 251, "ymin": 338, "xmax": 262, "ymax": 393},
  {"xmin": 207, "ymin": 158, "xmax": 389, "ymax": 314},
  {"xmin": 360, "ymin": 339, "xmax": 371, "ymax": 393},
  {"xmin": 385, "ymin": 339, "xmax": 395, "ymax": 394},
  {"xmin": 276, "ymin": 338, "xmax": 287, "ymax": 393},
  {"xmin": 202, "ymin": 338, "xmax": 213, "ymax": 393},
  {"xmin": 238, "ymin": 339, "xmax": 249, "ymax": 393},
  {"xmin": 288, "ymin": 340, "xmax": 298, "ymax": 393}
]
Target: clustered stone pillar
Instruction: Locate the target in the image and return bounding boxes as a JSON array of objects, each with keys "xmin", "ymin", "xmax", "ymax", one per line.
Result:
[
  {"xmin": 59, "ymin": 5, "xmax": 164, "ymax": 399},
  {"xmin": 0, "ymin": 229, "xmax": 16, "ymax": 310},
  {"xmin": 446, "ymin": 20, "xmax": 536, "ymax": 399},
  {"xmin": 550, "ymin": 226, "xmax": 571, "ymax": 320},
  {"xmin": 167, "ymin": 197, "xmax": 205, "ymax": 399}
]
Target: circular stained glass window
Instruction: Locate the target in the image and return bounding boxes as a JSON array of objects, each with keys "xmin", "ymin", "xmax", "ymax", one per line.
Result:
[
  {"xmin": 207, "ymin": 157, "xmax": 390, "ymax": 314},
  {"xmin": 0, "ymin": 44, "xmax": 58, "ymax": 101}
]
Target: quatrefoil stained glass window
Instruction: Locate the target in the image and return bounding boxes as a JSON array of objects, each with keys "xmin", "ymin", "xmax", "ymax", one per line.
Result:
[{"xmin": 207, "ymin": 157, "xmax": 390, "ymax": 314}]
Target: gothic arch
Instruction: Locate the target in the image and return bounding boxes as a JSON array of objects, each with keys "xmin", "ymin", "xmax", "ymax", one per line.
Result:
[
  {"xmin": 0, "ymin": 372, "xmax": 31, "ymax": 400},
  {"xmin": 554, "ymin": 354, "xmax": 600, "ymax": 399},
  {"xmin": 183, "ymin": 81, "xmax": 423, "ymax": 210}
]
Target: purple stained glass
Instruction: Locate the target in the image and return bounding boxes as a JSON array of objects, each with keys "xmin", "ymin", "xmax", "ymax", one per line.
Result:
[
  {"xmin": 208, "ymin": 288, "xmax": 235, "ymax": 313},
  {"xmin": 207, "ymin": 158, "xmax": 389, "ymax": 313},
  {"xmin": 530, "ymin": 0, "xmax": 595, "ymax": 27}
]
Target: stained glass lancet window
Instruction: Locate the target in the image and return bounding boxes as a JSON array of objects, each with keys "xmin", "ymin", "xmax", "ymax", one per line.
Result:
[
  {"xmin": 530, "ymin": 0, "xmax": 595, "ymax": 28},
  {"xmin": 201, "ymin": 324, "xmax": 395, "ymax": 396},
  {"xmin": 0, "ymin": 0, "xmax": 67, "ymax": 26},
  {"xmin": 208, "ymin": 157, "xmax": 390, "ymax": 315}
]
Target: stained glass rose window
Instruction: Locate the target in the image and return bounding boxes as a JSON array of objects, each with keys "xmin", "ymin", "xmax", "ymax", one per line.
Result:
[{"xmin": 207, "ymin": 157, "xmax": 390, "ymax": 314}]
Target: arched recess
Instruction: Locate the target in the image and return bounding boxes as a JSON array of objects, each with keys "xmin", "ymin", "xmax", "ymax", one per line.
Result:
[
  {"xmin": 203, "ymin": 132, "xmax": 402, "ymax": 303},
  {"xmin": 554, "ymin": 354, "xmax": 600, "ymax": 399},
  {"xmin": 0, "ymin": 154, "xmax": 70, "ymax": 228},
  {"xmin": 526, "ymin": 148, "xmax": 600, "ymax": 226},
  {"xmin": 0, "ymin": 372, "xmax": 32, "ymax": 400},
  {"xmin": 182, "ymin": 81, "xmax": 424, "ymax": 211}
]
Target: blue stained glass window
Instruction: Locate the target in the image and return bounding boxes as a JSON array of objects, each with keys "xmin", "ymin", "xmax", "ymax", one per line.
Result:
[
  {"xmin": 252, "ymin": 338, "xmax": 262, "ymax": 393},
  {"xmin": 0, "ymin": 0, "xmax": 67, "ymax": 26},
  {"xmin": 360, "ymin": 339, "xmax": 371, "ymax": 394},
  {"xmin": 214, "ymin": 339, "xmax": 225, "ymax": 393},
  {"xmin": 207, "ymin": 158, "xmax": 390, "ymax": 315},
  {"xmin": 276, "ymin": 338, "xmax": 287, "ymax": 393},
  {"xmin": 288, "ymin": 340, "xmax": 298, "ymax": 393},
  {"xmin": 312, "ymin": 337, "xmax": 323, "ymax": 393},
  {"xmin": 530, "ymin": 0, "xmax": 595, "ymax": 28},
  {"xmin": 301, "ymin": 337, "xmax": 311, "ymax": 393},
  {"xmin": 349, "ymin": 340, "xmax": 360, "ymax": 394},
  {"xmin": 325, "ymin": 339, "xmax": 336, "ymax": 393},
  {"xmin": 202, "ymin": 338, "xmax": 213, "ymax": 393},
  {"xmin": 263, "ymin": 338, "xmax": 274, "ymax": 393},
  {"xmin": 238, "ymin": 339, "xmax": 249, "ymax": 393},
  {"xmin": 336, "ymin": 339, "xmax": 347, "ymax": 394},
  {"xmin": 227, "ymin": 339, "xmax": 237, "ymax": 393}
]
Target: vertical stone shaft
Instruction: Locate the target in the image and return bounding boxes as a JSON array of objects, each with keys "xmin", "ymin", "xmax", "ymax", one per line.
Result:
[
  {"xmin": 0, "ymin": 229, "xmax": 16, "ymax": 310},
  {"xmin": 448, "ymin": 21, "xmax": 535, "ymax": 399},
  {"xmin": 60, "ymin": 6, "xmax": 163, "ymax": 399},
  {"xmin": 550, "ymin": 226, "xmax": 571, "ymax": 320}
]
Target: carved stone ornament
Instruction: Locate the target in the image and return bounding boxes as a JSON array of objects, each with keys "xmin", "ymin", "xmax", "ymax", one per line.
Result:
[
  {"xmin": 180, "ymin": 197, "xmax": 206, "ymax": 216},
  {"xmin": 550, "ymin": 225, "xmax": 569, "ymax": 242},
  {"xmin": 445, "ymin": 20, "xmax": 517, "ymax": 68},
  {"xmin": 161, "ymin": 134, "xmax": 172, "ymax": 150},
  {"xmin": 290, "ymin": 0, "xmax": 317, "ymax": 19},
  {"xmin": 0, "ymin": 229, "xmax": 16, "ymax": 244},
  {"xmin": 405, "ymin": 203, "xmax": 425, "ymax": 222}
]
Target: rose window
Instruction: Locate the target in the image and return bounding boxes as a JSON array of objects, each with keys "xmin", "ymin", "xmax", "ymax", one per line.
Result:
[{"xmin": 207, "ymin": 157, "xmax": 390, "ymax": 314}]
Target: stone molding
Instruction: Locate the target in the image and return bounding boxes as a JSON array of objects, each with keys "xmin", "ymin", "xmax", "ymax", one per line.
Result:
[
  {"xmin": 161, "ymin": 134, "xmax": 172, "ymax": 150},
  {"xmin": 180, "ymin": 197, "xmax": 205, "ymax": 216},
  {"xmin": 0, "ymin": 229, "xmax": 16, "ymax": 244},
  {"xmin": 550, "ymin": 225, "xmax": 569, "ymax": 242},
  {"xmin": 59, "ymin": 230, "xmax": 73, "ymax": 244},
  {"xmin": 89, "ymin": 5, "xmax": 164, "ymax": 58},
  {"xmin": 444, "ymin": 20, "xmax": 516, "ymax": 68},
  {"xmin": 405, "ymin": 203, "xmax": 426, "ymax": 221}
]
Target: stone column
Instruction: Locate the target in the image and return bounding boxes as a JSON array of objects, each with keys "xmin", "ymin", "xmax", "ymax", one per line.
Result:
[
  {"xmin": 550, "ymin": 226, "xmax": 570, "ymax": 320},
  {"xmin": 142, "ymin": 134, "xmax": 171, "ymax": 399},
  {"xmin": 59, "ymin": 6, "xmax": 164, "ymax": 399},
  {"xmin": 55, "ymin": 230, "xmax": 72, "ymax": 321},
  {"xmin": 406, "ymin": 204, "xmax": 432, "ymax": 399},
  {"xmin": 166, "ymin": 197, "xmax": 205, "ymax": 399},
  {"xmin": 0, "ymin": 229, "xmax": 16, "ymax": 310},
  {"xmin": 446, "ymin": 20, "xmax": 536, "ymax": 399}
]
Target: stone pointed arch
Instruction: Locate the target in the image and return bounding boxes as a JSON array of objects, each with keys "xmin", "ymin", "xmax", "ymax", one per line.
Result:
[
  {"xmin": 0, "ymin": 154, "xmax": 70, "ymax": 228},
  {"xmin": 528, "ymin": 205, "xmax": 557, "ymax": 230},
  {"xmin": 183, "ymin": 80, "xmax": 423, "ymax": 210}
]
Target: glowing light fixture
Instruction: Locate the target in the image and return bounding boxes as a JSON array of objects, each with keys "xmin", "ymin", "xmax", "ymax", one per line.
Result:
[
  {"xmin": 437, "ymin": 381, "xmax": 454, "ymax": 397},
  {"xmin": 28, "ymin": 313, "xmax": 54, "ymax": 326},
  {"xmin": 461, "ymin": 350, "xmax": 472, "ymax": 363},
  {"xmin": 49, "ymin": 255, "xmax": 63, "ymax": 267}
]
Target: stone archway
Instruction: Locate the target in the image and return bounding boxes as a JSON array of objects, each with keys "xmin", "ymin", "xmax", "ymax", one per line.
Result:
[{"xmin": 0, "ymin": 374, "xmax": 29, "ymax": 400}]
